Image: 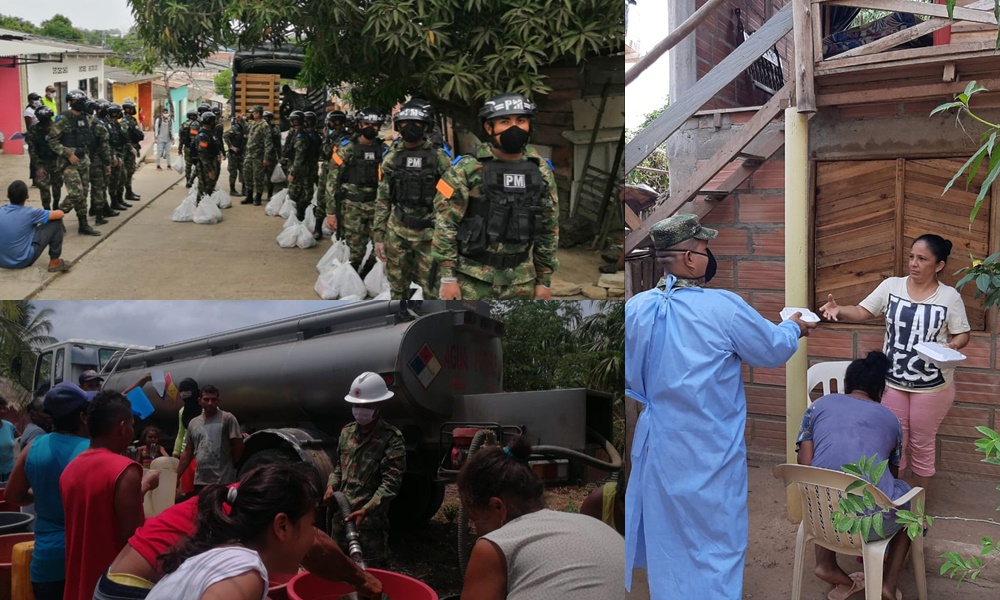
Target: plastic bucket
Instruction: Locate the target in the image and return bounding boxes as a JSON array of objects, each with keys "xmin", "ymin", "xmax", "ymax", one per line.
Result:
[
  {"xmin": 0, "ymin": 515, "xmax": 33, "ymax": 536},
  {"xmin": 0, "ymin": 533, "xmax": 33, "ymax": 600},
  {"xmin": 287, "ymin": 569, "xmax": 438, "ymax": 600},
  {"xmin": 267, "ymin": 571, "xmax": 296, "ymax": 600},
  {"xmin": 145, "ymin": 457, "xmax": 179, "ymax": 517}
]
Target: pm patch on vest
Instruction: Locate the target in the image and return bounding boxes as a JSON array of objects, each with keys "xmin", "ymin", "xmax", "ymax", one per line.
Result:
[
  {"xmin": 405, "ymin": 156, "xmax": 423, "ymax": 169},
  {"xmin": 503, "ymin": 173, "xmax": 526, "ymax": 189},
  {"xmin": 364, "ymin": 151, "xmax": 377, "ymax": 161}
]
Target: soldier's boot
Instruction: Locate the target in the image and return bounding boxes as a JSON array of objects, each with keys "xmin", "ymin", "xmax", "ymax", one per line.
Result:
[
  {"xmin": 103, "ymin": 204, "xmax": 120, "ymax": 218},
  {"xmin": 77, "ymin": 215, "xmax": 102, "ymax": 236},
  {"xmin": 253, "ymin": 193, "xmax": 262, "ymax": 207},
  {"xmin": 231, "ymin": 184, "xmax": 244, "ymax": 197},
  {"xmin": 296, "ymin": 205, "xmax": 307, "ymax": 222},
  {"xmin": 94, "ymin": 211, "xmax": 109, "ymax": 226},
  {"xmin": 52, "ymin": 187, "xmax": 62, "ymax": 206},
  {"xmin": 358, "ymin": 254, "xmax": 377, "ymax": 280},
  {"xmin": 125, "ymin": 185, "xmax": 141, "ymax": 201},
  {"xmin": 88, "ymin": 205, "xmax": 97, "ymax": 217},
  {"xmin": 313, "ymin": 215, "xmax": 323, "ymax": 241},
  {"xmin": 240, "ymin": 188, "xmax": 253, "ymax": 205},
  {"xmin": 112, "ymin": 193, "xmax": 130, "ymax": 211}
]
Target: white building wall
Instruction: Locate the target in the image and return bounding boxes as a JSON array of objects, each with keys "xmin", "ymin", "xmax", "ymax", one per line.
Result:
[{"xmin": 24, "ymin": 54, "xmax": 107, "ymax": 107}]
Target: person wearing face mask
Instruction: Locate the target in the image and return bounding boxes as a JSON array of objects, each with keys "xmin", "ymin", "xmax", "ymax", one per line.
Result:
[
  {"xmin": 315, "ymin": 110, "xmax": 349, "ymax": 223},
  {"xmin": 324, "ymin": 109, "xmax": 389, "ymax": 276},
  {"xmin": 372, "ymin": 100, "xmax": 453, "ymax": 299},
  {"xmin": 431, "ymin": 92, "xmax": 559, "ymax": 300},
  {"xmin": 322, "ymin": 372, "xmax": 406, "ymax": 566},
  {"xmin": 624, "ymin": 213, "xmax": 816, "ymax": 600},
  {"xmin": 42, "ymin": 85, "xmax": 58, "ymax": 114},
  {"xmin": 24, "ymin": 92, "xmax": 42, "ymax": 131}
]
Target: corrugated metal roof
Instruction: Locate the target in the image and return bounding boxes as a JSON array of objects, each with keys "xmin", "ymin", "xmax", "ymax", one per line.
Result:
[
  {"xmin": 0, "ymin": 28, "xmax": 114, "ymax": 57},
  {"xmin": 0, "ymin": 39, "xmax": 68, "ymax": 58}
]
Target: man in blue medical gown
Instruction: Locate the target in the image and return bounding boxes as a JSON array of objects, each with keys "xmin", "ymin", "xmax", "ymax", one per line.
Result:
[{"xmin": 624, "ymin": 214, "xmax": 816, "ymax": 599}]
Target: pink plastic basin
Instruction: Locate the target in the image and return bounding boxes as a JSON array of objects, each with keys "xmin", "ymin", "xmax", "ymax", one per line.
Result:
[
  {"xmin": 267, "ymin": 571, "xmax": 296, "ymax": 600},
  {"xmin": 288, "ymin": 569, "xmax": 438, "ymax": 600}
]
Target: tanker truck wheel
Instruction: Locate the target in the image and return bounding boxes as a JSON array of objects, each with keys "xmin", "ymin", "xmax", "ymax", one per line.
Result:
[{"xmin": 388, "ymin": 474, "xmax": 446, "ymax": 529}]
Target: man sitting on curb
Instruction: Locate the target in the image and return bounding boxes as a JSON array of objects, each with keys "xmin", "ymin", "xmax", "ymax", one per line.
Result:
[{"xmin": 0, "ymin": 180, "xmax": 71, "ymax": 272}]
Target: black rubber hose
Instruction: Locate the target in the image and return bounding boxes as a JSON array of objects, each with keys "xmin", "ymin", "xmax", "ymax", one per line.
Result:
[
  {"xmin": 457, "ymin": 429, "xmax": 493, "ymax": 575},
  {"xmin": 532, "ymin": 427, "xmax": 623, "ymax": 471},
  {"xmin": 332, "ymin": 491, "xmax": 365, "ymax": 568}
]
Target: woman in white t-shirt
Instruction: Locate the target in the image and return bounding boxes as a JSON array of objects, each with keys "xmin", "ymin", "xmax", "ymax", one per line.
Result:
[
  {"xmin": 820, "ymin": 234, "xmax": 971, "ymax": 495},
  {"xmin": 145, "ymin": 462, "xmax": 321, "ymax": 600}
]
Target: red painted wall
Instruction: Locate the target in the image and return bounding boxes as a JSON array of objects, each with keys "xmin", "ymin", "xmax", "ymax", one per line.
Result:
[
  {"xmin": 138, "ymin": 82, "xmax": 153, "ymax": 131},
  {"xmin": 0, "ymin": 58, "xmax": 25, "ymax": 155}
]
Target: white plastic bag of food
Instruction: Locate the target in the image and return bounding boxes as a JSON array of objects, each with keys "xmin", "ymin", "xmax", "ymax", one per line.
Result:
[
  {"xmin": 170, "ymin": 155, "xmax": 185, "ymax": 175},
  {"xmin": 193, "ymin": 199, "xmax": 223, "ymax": 224},
  {"xmin": 303, "ymin": 207, "xmax": 316, "ymax": 232},
  {"xmin": 276, "ymin": 224, "xmax": 298, "ymax": 248},
  {"xmin": 330, "ymin": 261, "xmax": 367, "ymax": 299},
  {"xmin": 282, "ymin": 213, "xmax": 299, "ymax": 230},
  {"xmin": 295, "ymin": 224, "xmax": 317, "ymax": 249},
  {"xmin": 211, "ymin": 189, "xmax": 232, "ymax": 209},
  {"xmin": 171, "ymin": 197, "xmax": 195, "ymax": 222},
  {"xmin": 372, "ymin": 288, "xmax": 391, "ymax": 301},
  {"xmin": 264, "ymin": 189, "xmax": 287, "ymax": 217},
  {"xmin": 314, "ymin": 263, "xmax": 342, "ymax": 299},
  {"xmin": 364, "ymin": 260, "xmax": 390, "ymax": 297},
  {"xmin": 409, "ymin": 282, "xmax": 424, "ymax": 300},
  {"xmin": 279, "ymin": 196, "xmax": 296, "ymax": 219},
  {"xmin": 271, "ymin": 163, "xmax": 286, "ymax": 183}
]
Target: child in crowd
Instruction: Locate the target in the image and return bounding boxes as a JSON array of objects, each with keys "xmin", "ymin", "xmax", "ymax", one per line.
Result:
[{"xmin": 137, "ymin": 427, "xmax": 169, "ymax": 469}]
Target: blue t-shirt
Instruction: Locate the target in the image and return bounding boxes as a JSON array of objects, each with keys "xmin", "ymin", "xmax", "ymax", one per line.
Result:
[
  {"xmin": 24, "ymin": 432, "xmax": 90, "ymax": 583},
  {"xmin": 0, "ymin": 204, "xmax": 49, "ymax": 268},
  {"xmin": 796, "ymin": 394, "xmax": 909, "ymax": 501},
  {"xmin": 0, "ymin": 420, "xmax": 16, "ymax": 475}
]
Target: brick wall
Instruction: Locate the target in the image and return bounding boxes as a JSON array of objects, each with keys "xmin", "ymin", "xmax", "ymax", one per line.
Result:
[{"xmin": 696, "ymin": 0, "xmax": 791, "ymax": 110}]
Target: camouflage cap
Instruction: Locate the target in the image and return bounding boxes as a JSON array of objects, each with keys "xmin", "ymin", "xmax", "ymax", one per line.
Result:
[{"xmin": 649, "ymin": 213, "xmax": 718, "ymax": 250}]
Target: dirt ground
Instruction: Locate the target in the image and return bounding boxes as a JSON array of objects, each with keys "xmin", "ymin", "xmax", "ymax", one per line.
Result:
[
  {"xmin": 0, "ymin": 149, "xmax": 618, "ymax": 300},
  {"xmin": 378, "ymin": 455, "xmax": 1000, "ymax": 599}
]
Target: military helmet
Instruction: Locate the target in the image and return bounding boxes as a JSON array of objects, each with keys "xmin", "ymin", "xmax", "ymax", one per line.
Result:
[
  {"xmin": 326, "ymin": 110, "xmax": 346, "ymax": 124},
  {"xmin": 186, "ymin": 109, "xmax": 198, "ymax": 119},
  {"xmin": 107, "ymin": 103, "xmax": 123, "ymax": 118},
  {"xmin": 95, "ymin": 99, "xmax": 110, "ymax": 117},
  {"xmin": 67, "ymin": 89, "xmax": 89, "ymax": 112},
  {"xmin": 122, "ymin": 99, "xmax": 137, "ymax": 114},
  {"xmin": 34, "ymin": 106, "xmax": 54, "ymax": 123},
  {"xmin": 197, "ymin": 103, "xmax": 211, "ymax": 114},
  {"xmin": 356, "ymin": 109, "xmax": 383, "ymax": 125},
  {"xmin": 84, "ymin": 99, "xmax": 98, "ymax": 115},
  {"xmin": 289, "ymin": 110, "xmax": 305, "ymax": 126},
  {"xmin": 303, "ymin": 111, "xmax": 317, "ymax": 125},
  {"xmin": 478, "ymin": 92, "xmax": 536, "ymax": 123},
  {"xmin": 393, "ymin": 100, "xmax": 434, "ymax": 128},
  {"xmin": 212, "ymin": 106, "xmax": 221, "ymax": 116},
  {"xmin": 200, "ymin": 111, "xmax": 217, "ymax": 125},
  {"xmin": 262, "ymin": 110, "xmax": 274, "ymax": 121}
]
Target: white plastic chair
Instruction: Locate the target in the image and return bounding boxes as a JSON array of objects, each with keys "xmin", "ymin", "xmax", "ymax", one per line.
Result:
[
  {"xmin": 773, "ymin": 464, "xmax": 927, "ymax": 600},
  {"xmin": 806, "ymin": 361, "xmax": 851, "ymax": 407}
]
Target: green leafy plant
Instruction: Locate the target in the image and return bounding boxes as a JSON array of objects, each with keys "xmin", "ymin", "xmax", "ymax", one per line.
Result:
[
  {"xmin": 441, "ymin": 502, "xmax": 460, "ymax": 524},
  {"xmin": 561, "ymin": 499, "xmax": 578, "ymax": 513},
  {"xmin": 953, "ymin": 252, "xmax": 1000, "ymax": 310}
]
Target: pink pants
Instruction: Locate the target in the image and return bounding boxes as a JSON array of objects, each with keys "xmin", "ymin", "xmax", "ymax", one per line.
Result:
[{"xmin": 881, "ymin": 384, "xmax": 955, "ymax": 477}]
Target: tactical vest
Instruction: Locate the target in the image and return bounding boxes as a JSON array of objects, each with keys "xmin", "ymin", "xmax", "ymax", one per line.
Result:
[
  {"xmin": 89, "ymin": 120, "xmax": 108, "ymax": 161},
  {"xmin": 188, "ymin": 123, "xmax": 201, "ymax": 151},
  {"xmin": 342, "ymin": 141, "xmax": 381, "ymax": 186},
  {"xmin": 390, "ymin": 147, "xmax": 440, "ymax": 212},
  {"xmin": 108, "ymin": 122, "xmax": 127, "ymax": 151},
  {"xmin": 456, "ymin": 157, "xmax": 545, "ymax": 266},
  {"xmin": 198, "ymin": 130, "xmax": 221, "ymax": 156},
  {"xmin": 270, "ymin": 127, "xmax": 281, "ymax": 158},
  {"xmin": 60, "ymin": 113, "xmax": 95, "ymax": 153},
  {"xmin": 306, "ymin": 130, "xmax": 322, "ymax": 162},
  {"xmin": 29, "ymin": 125, "xmax": 57, "ymax": 161},
  {"xmin": 229, "ymin": 126, "xmax": 246, "ymax": 152}
]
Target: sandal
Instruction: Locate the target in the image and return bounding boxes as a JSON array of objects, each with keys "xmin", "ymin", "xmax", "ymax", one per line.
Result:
[{"xmin": 827, "ymin": 572, "xmax": 865, "ymax": 600}]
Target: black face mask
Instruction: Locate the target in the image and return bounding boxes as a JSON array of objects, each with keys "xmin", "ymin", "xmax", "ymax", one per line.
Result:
[
  {"xmin": 659, "ymin": 247, "xmax": 717, "ymax": 283},
  {"xmin": 492, "ymin": 125, "xmax": 530, "ymax": 154},
  {"xmin": 399, "ymin": 123, "xmax": 425, "ymax": 143},
  {"xmin": 361, "ymin": 126, "xmax": 378, "ymax": 139}
]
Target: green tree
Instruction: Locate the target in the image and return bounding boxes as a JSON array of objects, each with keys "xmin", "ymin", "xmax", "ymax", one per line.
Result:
[
  {"xmin": 626, "ymin": 104, "xmax": 669, "ymax": 193},
  {"xmin": 39, "ymin": 14, "xmax": 84, "ymax": 42},
  {"xmin": 0, "ymin": 301, "xmax": 57, "ymax": 406},
  {"xmin": 0, "ymin": 14, "xmax": 38, "ymax": 34},
  {"xmin": 489, "ymin": 301, "xmax": 583, "ymax": 392},
  {"xmin": 215, "ymin": 68, "xmax": 233, "ymax": 100},
  {"xmin": 127, "ymin": 0, "xmax": 623, "ymax": 125}
]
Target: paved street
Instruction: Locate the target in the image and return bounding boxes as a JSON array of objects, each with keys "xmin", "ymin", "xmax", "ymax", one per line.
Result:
[{"xmin": 0, "ymin": 149, "xmax": 609, "ymax": 299}]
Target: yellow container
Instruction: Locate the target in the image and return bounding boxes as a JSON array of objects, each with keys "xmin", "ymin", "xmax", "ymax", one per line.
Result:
[{"xmin": 10, "ymin": 541, "xmax": 33, "ymax": 600}]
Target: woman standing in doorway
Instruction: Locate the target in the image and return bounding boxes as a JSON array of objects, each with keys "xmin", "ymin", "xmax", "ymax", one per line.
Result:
[{"xmin": 820, "ymin": 234, "xmax": 971, "ymax": 495}]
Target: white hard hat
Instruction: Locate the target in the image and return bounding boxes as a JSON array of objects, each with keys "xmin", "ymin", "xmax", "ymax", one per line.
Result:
[{"xmin": 345, "ymin": 371, "xmax": 394, "ymax": 404}]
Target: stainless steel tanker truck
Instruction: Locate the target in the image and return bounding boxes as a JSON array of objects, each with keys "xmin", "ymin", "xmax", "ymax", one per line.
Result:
[{"xmin": 30, "ymin": 300, "xmax": 620, "ymax": 526}]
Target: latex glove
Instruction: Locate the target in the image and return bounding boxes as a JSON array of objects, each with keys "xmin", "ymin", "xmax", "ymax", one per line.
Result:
[
  {"xmin": 374, "ymin": 242, "xmax": 386, "ymax": 262},
  {"xmin": 440, "ymin": 281, "xmax": 461, "ymax": 300},
  {"xmin": 533, "ymin": 285, "xmax": 553, "ymax": 300}
]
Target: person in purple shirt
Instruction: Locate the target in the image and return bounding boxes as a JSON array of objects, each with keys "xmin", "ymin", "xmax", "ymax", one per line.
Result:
[
  {"xmin": 797, "ymin": 351, "xmax": 913, "ymax": 600},
  {"xmin": 0, "ymin": 180, "xmax": 70, "ymax": 272}
]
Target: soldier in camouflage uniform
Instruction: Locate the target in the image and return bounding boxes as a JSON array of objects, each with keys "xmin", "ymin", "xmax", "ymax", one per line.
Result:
[
  {"xmin": 243, "ymin": 106, "xmax": 272, "ymax": 206},
  {"xmin": 323, "ymin": 372, "xmax": 406, "ymax": 565},
  {"xmin": 373, "ymin": 100, "xmax": 452, "ymax": 299},
  {"xmin": 431, "ymin": 93, "xmax": 558, "ymax": 300},
  {"xmin": 47, "ymin": 90, "xmax": 101, "ymax": 236},
  {"xmin": 304, "ymin": 111, "xmax": 322, "ymax": 205},
  {"xmin": 196, "ymin": 111, "xmax": 223, "ymax": 204},
  {"xmin": 324, "ymin": 109, "xmax": 387, "ymax": 274},
  {"xmin": 106, "ymin": 103, "xmax": 130, "ymax": 214},
  {"xmin": 285, "ymin": 111, "xmax": 315, "ymax": 224},
  {"xmin": 266, "ymin": 111, "xmax": 282, "ymax": 199},
  {"xmin": 25, "ymin": 107, "xmax": 60, "ymax": 210},
  {"xmin": 86, "ymin": 100, "xmax": 112, "ymax": 225},
  {"xmin": 181, "ymin": 109, "xmax": 201, "ymax": 188},
  {"xmin": 316, "ymin": 110, "xmax": 349, "ymax": 227},
  {"xmin": 224, "ymin": 113, "xmax": 247, "ymax": 197},
  {"xmin": 121, "ymin": 99, "xmax": 143, "ymax": 202}
]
